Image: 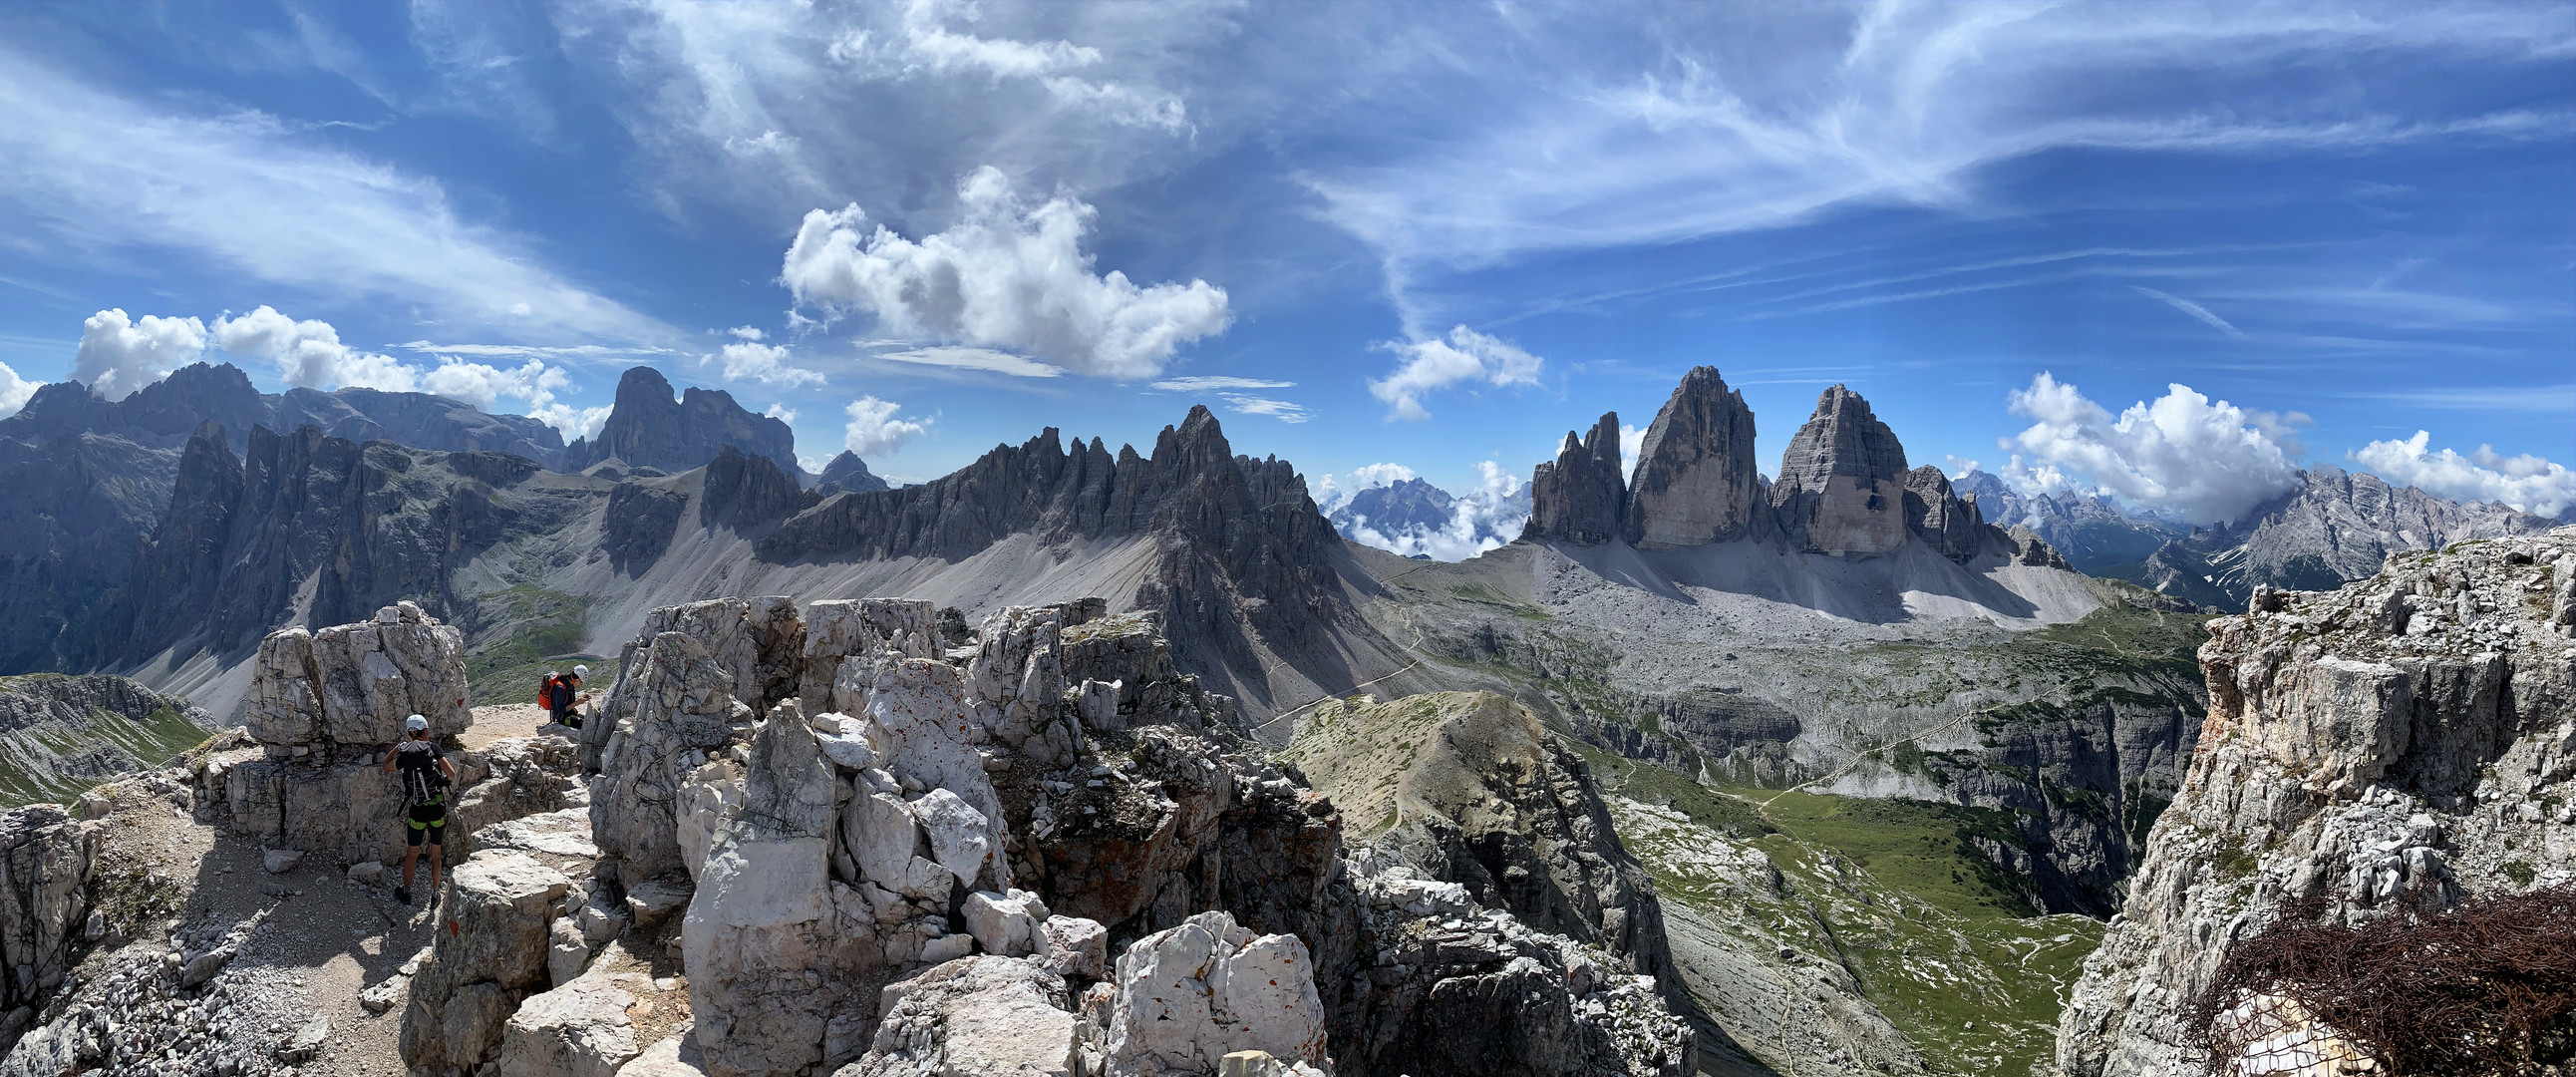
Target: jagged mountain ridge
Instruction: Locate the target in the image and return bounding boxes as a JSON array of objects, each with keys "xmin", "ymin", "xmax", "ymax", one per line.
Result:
[
  {"xmin": 562, "ymin": 366, "xmax": 800, "ymax": 480},
  {"xmin": 1959, "ymin": 464, "xmax": 2563, "ymax": 607},
  {"xmin": 0, "ymin": 363, "xmax": 565, "ymax": 673}
]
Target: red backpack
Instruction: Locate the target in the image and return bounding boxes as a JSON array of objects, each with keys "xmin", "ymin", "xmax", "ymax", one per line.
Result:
[{"xmin": 541, "ymin": 674, "xmax": 566, "ymax": 710}]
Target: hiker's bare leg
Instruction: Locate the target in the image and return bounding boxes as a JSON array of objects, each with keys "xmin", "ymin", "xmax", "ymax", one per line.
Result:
[
  {"xmin": 429, "ymin": 844, "xmax": 444, "ymax": 894},
  {"xmin": 402, "ymin": 845, "xmax": 422, "ymax": 889}
]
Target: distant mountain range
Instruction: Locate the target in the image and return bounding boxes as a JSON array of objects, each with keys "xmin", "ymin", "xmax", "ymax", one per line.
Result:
[
  {"xmin": 1323, "ymin": 476, "xmax": 1530, "ymax": 559},
  {"xmin": 1956, "ymin": 465, "xmax": 2567, "ymax": 608}
]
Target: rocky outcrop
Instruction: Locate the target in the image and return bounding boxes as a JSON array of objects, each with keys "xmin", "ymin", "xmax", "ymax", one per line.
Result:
[
  {"xmin": 563, "ymin": 366, "xmax": 800, "ymax": 479},
  {"xmin": 0, "ymin": 674, "xmax": 216, "ymax": 805},
  {"xmin": 604, "ymin": 480, "xmax": 689, "ymax": 571},
  {"xmin": 1281, "ymin": 692, "xmax": 1676, "ymax": 988},
  {"xmin": 815, "ymin": 452, "xmax": 890, "ymax": 495},
  {"xmin": 1522, "ymin": 414, "xmax": 1626, "ymax": 544},
  {"xmin": 1770, "ymin": 386, "xmax": 1909, "ymax": 556},
  {"xmin": 193, "ymin": 604, "xmax": 583, "ymax": 867},
  {"xmin": 402, "ymin": 850, "xmax": 578, "ymax": 1077},
  {"xmin": 2136, "ymin": 465, "xmax": 2561, "ymax": 607},
  {"xmin": 0, "ymin": 806, "xmax": 101, "ymax": 1056},
  {"xmin": 2057, "ymin": 530, "xmax": 2576, "ymax": 1075},
  {"xmin": 1101, "ymin": 910, "xmax": 1330, "ymax": 1075},
  {"xmin": 589, "ymin": 631, "xmax": 760, "ymax": 884},
  {"xmin": 1625, "ymin": 367, "xmax": 1762, "ymax": 548},
  {"xmin": 1900, "ymin": 466, "xmax": 1986, "ymax": 564}
]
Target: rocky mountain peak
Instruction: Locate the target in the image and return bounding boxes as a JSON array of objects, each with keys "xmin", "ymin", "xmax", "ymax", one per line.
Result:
[
  {"xmin": 1521, "ymin": 412, "xmax": 1625, "ymax": 544},
  {"xmin": 815, "ymin": 450, "xmax": 889, "ymax": 494},
  {"xmin": 1625, "ymin": 365, "xmax": 1764, "ymax": 547},
  {"xmin": 1776, "ymin": 384, "xmax": 1907, "ymax": 487},
  {"xmin": 563, "ymin": 365, "xmax": 798, "ymax": 478}
]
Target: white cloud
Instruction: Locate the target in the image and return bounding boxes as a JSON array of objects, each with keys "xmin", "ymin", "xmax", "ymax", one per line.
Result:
[
  {"xmin": 765, "ymin": 402, "xmax": 798, "ymax": 424},
  {"xmin": 829, "ymin": 0, "xmax": 1189, "ymax": 132},
  {"xmin": 0, "ymin": 361, "xmax": 38, "ymax": 418},
  {"xmin": 2353, "ymin": 432, "xmax": 2576, "ymax": 519},
  {"xmin": 1314, "ymin": 463, "xmax": 1416, "ymax": 512},
  {"xmin": 1368, "ymin": 324, "xmax": 1544, "ymax": 421},
  {"xmin": 1150, "ymin": 376, "xmax": 1295, "ymax": 392},
  {"xmin": 528, "ymin": 403, "xmax": 612, "ymax": 441},
  {"xmin": 843, "ymin": 395, "xmax": 928, "ymax": 456},
  {"xmin": 782, "ymin": 167, "xmax": 1232, "ymax": 379},
  {"xmin": 1219, "ymin": 395, "xmax": 1309, "ymax": 423},
  {"xmin": 212, "ymin": 305, "xmax": 419, "ymax": 392},
  {"xmin": 1340, "ymin": 461, "xmax": 1531, "ymax": 561},
  {"xmin": 1620, "ymin": 423, "xmax": 1644, "ymax": 483},
  {"xmin": 0, "ymin": 53, "xmax": 673, "ymax": 348},
  {"xmin": 717, "ymin": 340, "xmax": 826, "ymax": 387},
  {"xmin": 421, "ymin": 359, "xmax": 569, "ymax": 412},
  {"xmin": 2005, "ymin": 373, "xmax": 2306, "ymax": 525},
  {"xmin": 729, "ymin": 325, "xmax": 767, "ymax": 341},
  {"xmin": 2130, "ymin": 286, "xmax": 2245, "ymax": 339},
  {"xmin": 73, "ymin": 309, "xmax": 207, "ymax": 400},
  {"xmin": 1942, "ymin": 455, "xmax": 1983, "ymax": 479},
  {"xmin": 873, "ymin": 346, "xmax": 1064, "ymax": 378},
  {"xmin": 396, "ymin": 341, "xmax": 678, "ymax": 360}
]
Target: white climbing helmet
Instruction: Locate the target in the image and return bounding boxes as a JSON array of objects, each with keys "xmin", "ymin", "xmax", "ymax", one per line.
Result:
[
  {"xmin": 406, "ymin": 714, "xmax": 429, "ymax": 732},
  {"xmin": 573, "ymin": 664, "xmax": 589, "ymax": 678}
]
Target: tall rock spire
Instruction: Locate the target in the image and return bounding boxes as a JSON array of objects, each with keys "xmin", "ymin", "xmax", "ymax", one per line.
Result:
[
  {"xmin": 1770, "ymin": 385, "xmax": 1910, "ymax": 555},
  {"xmin": 1624, "ymin": 366, "xmax": 1763, "ymax": 547},
  {"xmin": 1521, "ymin": 413, "xmax": 1626, "ymax": 544}
]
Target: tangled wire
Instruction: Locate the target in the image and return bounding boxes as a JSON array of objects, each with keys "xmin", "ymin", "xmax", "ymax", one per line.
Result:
[{"xmin": 2189, "ymin": 886, "xmax": 2576, "ymax": 1076}]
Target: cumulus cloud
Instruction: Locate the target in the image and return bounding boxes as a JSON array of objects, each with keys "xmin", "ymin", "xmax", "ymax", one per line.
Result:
[
  {"xmin": 2353, "ymin": 432, "xmax": 2576, "ymax": 519},
  {"xmin": 782, "ymin": 167, "xmax": 1232, "ymax": 379},
  {"xmin": 0, "ymin": 361, "xmax": 38, "ymax": 418},
  {"xmin": 213, "ymin": 305, "xmax": 419, "ymax": 391},
  {"xmin": 717, "ymin": 340, "xmax": 825, "ymax": 387},
  {"xmin": 529, "ymin": 404, "xmax": 612, "ymax": 441},
  {"xmin": 72, "ymin": 308, "xmax": 207, "ymax": 400},
  {"xmin": 2004, "ymin": 372, "xmax": 2305, "ymax": 524},
  {"xmin": 843, "ymin": 395, "xmax": 928, "ymax": 456},
  {"xmin": 1337, "ymin": 462, "xmax": 1531, "ymax": 561},
  {"xmin": 765, "ymin": 402, "xmax": 798, "ymax": 424},
  {"xmin": 729, "ymin": 325, "xmax": 767, "ymax": 341},
  {"xmin": 1368, "ymin": 324, "xmax": 1544, "ymax": 421}
]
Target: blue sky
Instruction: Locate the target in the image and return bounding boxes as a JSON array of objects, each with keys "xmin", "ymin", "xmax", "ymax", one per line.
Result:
[{"xmin": 2, "ymin": 2, "xmax": 2570, "ymax": 531}]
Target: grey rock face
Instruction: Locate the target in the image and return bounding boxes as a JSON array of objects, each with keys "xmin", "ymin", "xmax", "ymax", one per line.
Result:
[
  {"xmin": 2056, "ymin": 531, "xmax": 2576, "ymax": 1076},
  {"xmin": 2136, "ymin": 465, "xmax": 2559, "ymax": 607},
  {"xmin": 590, "ymin": 631, "xmax": 759, "ymax": 884},
  {"xmin": 1625, "ymin": 367, "xmax": 1763, "ymax": 548},
  {"xmin": 401, "ymin": 850, "xmax": 576, "ymax": 1077},
  {"xmin": 81, "ymin": 422, "xmax": 609, "ymax": 670},
  {"xmin": 701, "ymin": 444, "xmax": 812, "ymax": 532},
  {"xmin": 1522, "ymin": 413, "xmax": 1626, "ymax": 544},
  {"xmin": 0, "ymin": 674, "xmax": 216, "ymax": 806},
  {"xmin": 1900, "ymin": 466, "xmax": 1987, "ymax": 564},
  {"xmin": 563, "ymin": 366, "xmax": 800, "ymax": 479},
  {"xmin": 0, "ymin": 805, "xmax": 100, "ymax": 1057},
  {"xmin": 243, "ymin": 601, "xmax": 471, "ymax": 748},
  {"xmin": 603, "ymin": 481, "xmax": 688, "ymax": 571},
  {"xmin": 815, "ymin": 452, "xmax": 890, "ymax": 495},
  {"xmin": 1770, "ymin": 386, "xmax": 1909, "ymax": 556},
  {"xmin": 1282, "ymin": 692, "xmax": 1679, "ymax": 991}
]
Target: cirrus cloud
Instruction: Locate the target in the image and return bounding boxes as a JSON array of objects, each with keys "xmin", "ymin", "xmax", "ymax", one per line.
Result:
[{"xmin": 782, "ymin": 166, "xmax": 1232, "ymax": 379}]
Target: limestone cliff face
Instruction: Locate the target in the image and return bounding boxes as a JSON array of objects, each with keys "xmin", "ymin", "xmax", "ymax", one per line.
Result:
[
  {"xmin": 1770, "ymin": 386, "xmax": 1910, "ymax": 556},
  {"xmin": 2057, "ymin": 530, "xmax": 2576, "ymax": 1075},
  {"xmin": 1625, "ymin": 368, "xmax": 1763, "ymax": 548},
  {"xmin": 814, "ymin": 451, "xmax": 890, "ymax": 494},
  {"xmin": 563, "ymin": 366, "xmax": 799, "ymax": 479},
  {"xmin": 0, "ymin": 363, "xmax": 560, "ymax": 674},
  {"xmin": 1522, "ymin": 414, "xmax": 1626, "ymax": 544},
  {"xmin": 1517, "ymin": 374, "xmax": 2055, "ymax": 569},
  {"xmin": 0, "ymin": 674, "xmax": 217, "ymax": 807},
  {"xmin": 81, "ymin": 423, "xmax": 607, "ymax": 669}
]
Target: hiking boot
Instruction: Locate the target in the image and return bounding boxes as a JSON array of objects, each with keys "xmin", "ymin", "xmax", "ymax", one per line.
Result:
[{"xmin": 394, "ymin": 885, "xmax": 413, "ymax": 905}]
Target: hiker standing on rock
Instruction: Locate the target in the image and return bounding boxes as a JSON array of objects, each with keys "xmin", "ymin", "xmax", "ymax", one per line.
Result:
[{"xmin": 381, "ymin": 713, "xmax": 456, "ymax": 906}]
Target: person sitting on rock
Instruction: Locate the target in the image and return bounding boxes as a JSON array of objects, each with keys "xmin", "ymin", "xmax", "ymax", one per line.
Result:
[
  {"xmin": 381, "ymin": 713, "xmax": 456, "ymax": 905},
  {"xmin": 543, "ymin": 666, "xmax": 589, "ymax": 730}
]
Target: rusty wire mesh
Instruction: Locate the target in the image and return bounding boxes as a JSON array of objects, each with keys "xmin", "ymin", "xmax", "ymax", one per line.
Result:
[{"xmin": 2188, "ymin": 886, "xmax": 2576, "ymax": 1076}]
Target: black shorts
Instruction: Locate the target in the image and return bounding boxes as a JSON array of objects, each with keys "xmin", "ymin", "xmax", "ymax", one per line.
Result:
[{"xmin": 407, "ymin": 802, "xmax": 448, "ymax": 847}]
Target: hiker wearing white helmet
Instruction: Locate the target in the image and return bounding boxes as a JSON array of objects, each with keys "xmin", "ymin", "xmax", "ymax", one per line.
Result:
[
  {"xmin": 379, "ymin": 713, "xmax": 455, "ymax": 906},
  {"xmin": 543, "ymin": 664, "xmax": 592, "ymax": 731}
]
